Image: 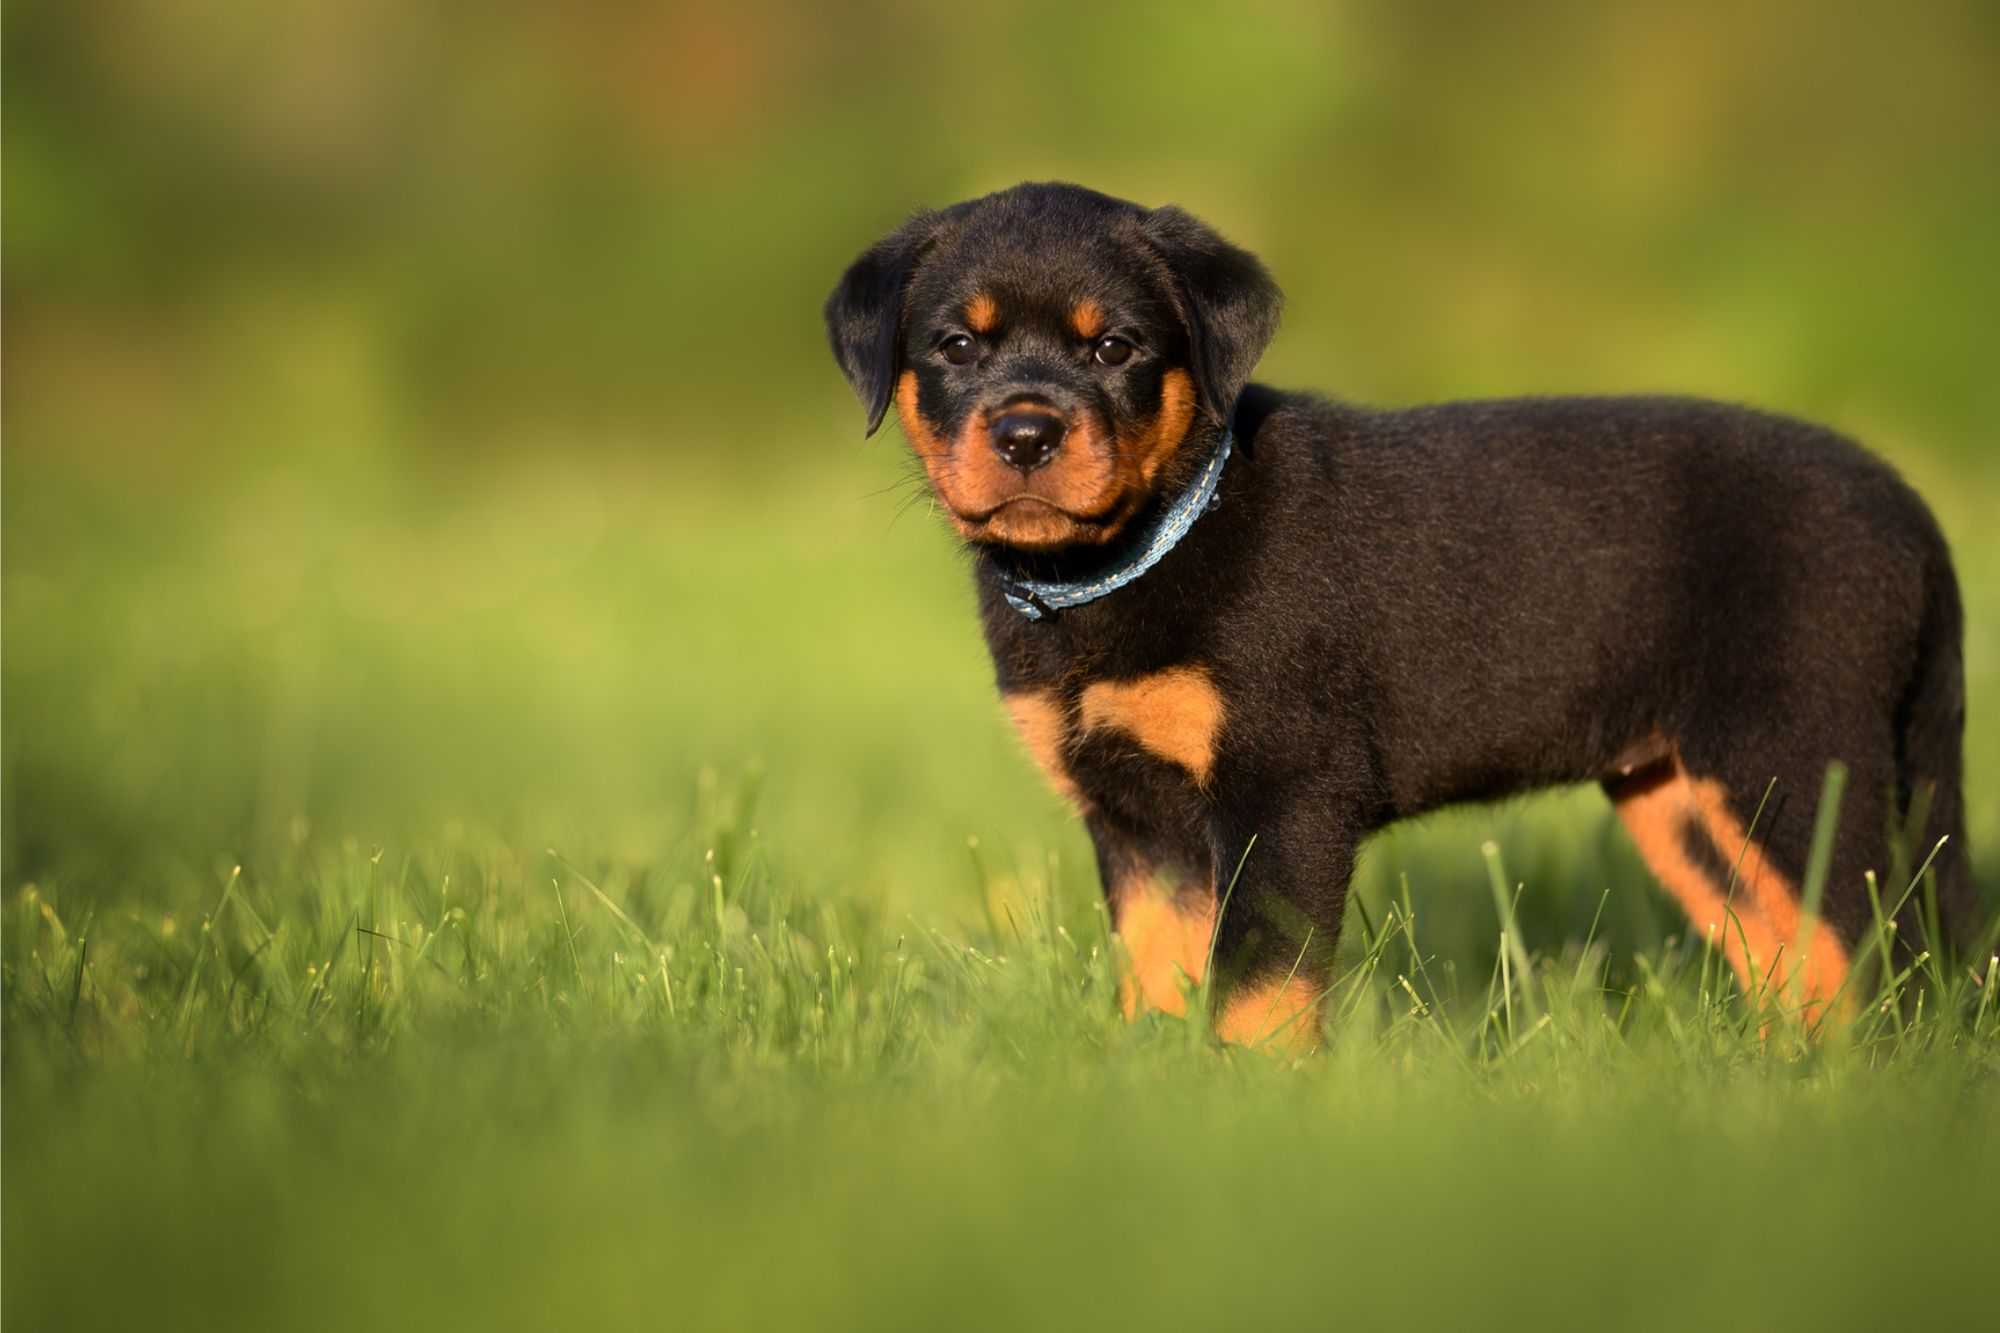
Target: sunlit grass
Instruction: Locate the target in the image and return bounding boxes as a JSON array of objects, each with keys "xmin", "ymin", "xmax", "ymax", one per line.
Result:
[{"xmin": 6, "ymin": 771, "xmax": 1996, "ymax": 1330}]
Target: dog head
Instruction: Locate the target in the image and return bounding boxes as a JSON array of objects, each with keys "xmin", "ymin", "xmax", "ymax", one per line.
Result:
[{"xmin": 825, "ymin": 183, "xmax": 1280, "ymax": 552}]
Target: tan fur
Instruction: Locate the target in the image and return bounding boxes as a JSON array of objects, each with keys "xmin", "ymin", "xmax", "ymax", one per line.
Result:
[
  {"xmin": 894, "ymin": 371, "xmax": 1123, "ymax": 550},
  {"xmin": 895, "ymin": 370, "xmax": 949, "ymax": 463},
  {"xmin": 1002, "ymin": 691, "xmax": 1083, "ymax": 808},
  {"xmin": 1610, "ymin": 755, "xmax": 1849, "ymax": 1018},
  {"xmin": 1112, "ymin": 871, "xmax": 1216, "ymax": 1017},
  {"xmin": 1689, "ymin": 775, "xmax": 1850, "ymax": 1010},
  {"xmin": 1069, "ymin": 298, "xmax": 1105, "ymax": 340},
  {"xmin": 1125, "ymin": 368, "xmax": 1199, "ymax": 486},
  {"xmin": 1079, "ymin": 667, "xmax": 1224, "ymax": 785},
  {"xmin": 891, "ymin": 362, "xmax": 1204, "ymax": 552},
  {"xmin": 965, "ymin": 292, "xmax": 999, "ymax": 333},
  {"xmin": 1215, "ymin": 977, "xmax": 1321, "ymax": 1056}
]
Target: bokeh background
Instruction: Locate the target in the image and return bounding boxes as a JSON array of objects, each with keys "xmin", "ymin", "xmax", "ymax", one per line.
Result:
[
  {"xmin": 7, "ymin": 0, "xmax": 1995, "ymax": 949},
  {"xmin": 7, "ymin": 4, "xmax": 2000, "ymax": 1329}
]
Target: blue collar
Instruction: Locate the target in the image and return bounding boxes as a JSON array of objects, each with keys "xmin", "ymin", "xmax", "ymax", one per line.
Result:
[{"xmin": 996, "ymin": 421, "xmax": 1233, "ymax": 621}]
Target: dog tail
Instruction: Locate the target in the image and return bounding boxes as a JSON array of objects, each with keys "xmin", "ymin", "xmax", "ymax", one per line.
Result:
[{"xmin": 1894, "ymin": 534, "xmax": 1981, "ymax": 962}]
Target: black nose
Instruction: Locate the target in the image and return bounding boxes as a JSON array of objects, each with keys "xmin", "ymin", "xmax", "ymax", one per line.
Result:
[{"xmin": 989, "ymin": 411, "xmax": 1065, "ymax": 472}]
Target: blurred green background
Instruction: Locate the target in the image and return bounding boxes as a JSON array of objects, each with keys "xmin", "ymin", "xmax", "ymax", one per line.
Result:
[
  {"xmin": 5, "ymin": 4, "xmax": 1999, "ymax": 1328},
  {"xmin": 7, "ymin": 0, "xmax": 1995, "ymax": 921}
]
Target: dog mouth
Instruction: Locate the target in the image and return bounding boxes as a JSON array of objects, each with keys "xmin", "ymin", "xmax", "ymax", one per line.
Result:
[
  {"xmin": 947, "ymin": 492, "xmax": 1135, "ymax": 551},
  {"xmin": 961, "ymin": 494, "xmax": 1082, "ymax": 522}
]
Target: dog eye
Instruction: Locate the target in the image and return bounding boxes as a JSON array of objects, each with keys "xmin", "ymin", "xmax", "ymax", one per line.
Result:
[
  {"xmin": 1092, "ymin": 336, "xmax": 1134, "ymax": 367},
  {"xmin": 939, "ymin": 334, "xmax": 977, "ymax": 366}
]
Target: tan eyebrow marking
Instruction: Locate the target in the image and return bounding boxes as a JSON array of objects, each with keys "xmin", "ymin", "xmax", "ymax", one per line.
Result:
[
  {"xmin": 1069, "ymin": 299, "xmax": 1105, "ymax": 340},
  {"xmin": 965, "ymin": 292, "xmax": 999, "ymax": 333}
]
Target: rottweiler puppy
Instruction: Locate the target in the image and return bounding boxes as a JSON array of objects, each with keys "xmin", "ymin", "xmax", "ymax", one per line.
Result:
[{"xmin": 825, "ymin": 182, "xmax": 1974, "ymax": 1053}]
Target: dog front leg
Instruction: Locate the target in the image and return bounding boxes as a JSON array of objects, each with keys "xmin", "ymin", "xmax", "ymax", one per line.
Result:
[
  {"xmin": 1085, "ymin": 811, "xmax": 1219, "ymax": 1020},
  {"xmin": 1205, "ymin": 792, "xmax": 1360, "ymax": 1057}
]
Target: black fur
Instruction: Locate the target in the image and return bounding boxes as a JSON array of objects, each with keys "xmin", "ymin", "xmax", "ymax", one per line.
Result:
[
  {"xmin": 824, "ymin": 204, "xmax": 968, "ymax": 436},
  {"xmin": 826, "ymin": 182, "xmax": 1978, "ymax": 1037},
  {"xmin": 1134, "ymin": 205, "xmax": 1283, "ymax": 423}
]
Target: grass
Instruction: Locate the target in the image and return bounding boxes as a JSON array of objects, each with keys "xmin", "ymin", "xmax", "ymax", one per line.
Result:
[
  {"xmin": 8, "ymin": 797, "xmax": 1998, "ymax": 1331},
  {"xmin": 5, "ymin": 448, "xmax": 1999, "ymax": 1332}
]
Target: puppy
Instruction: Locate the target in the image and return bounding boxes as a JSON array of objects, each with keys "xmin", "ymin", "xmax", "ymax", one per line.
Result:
[{"xmin": 825, "ymin": 182, "xmax": 1973, "ymax": 1052}]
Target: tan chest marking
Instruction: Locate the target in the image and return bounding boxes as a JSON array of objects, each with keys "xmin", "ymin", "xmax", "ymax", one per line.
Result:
[
  {"xmin": 1079, "ymin": 666, "xmax": 1224, "ymax": 786},
  {"xmin": 1002, "ymin": 691, "xmax": 1084, "ymax": 808}
]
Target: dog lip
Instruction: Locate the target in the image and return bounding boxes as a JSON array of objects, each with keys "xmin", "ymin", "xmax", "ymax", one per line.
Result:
[
  {"xmin": 950, "ymin": 489, "xmax": 1137, "ymax": 532},
  {"xmin": 958, "ymin": 494, "xmax": 1067, "ymax": 521}
]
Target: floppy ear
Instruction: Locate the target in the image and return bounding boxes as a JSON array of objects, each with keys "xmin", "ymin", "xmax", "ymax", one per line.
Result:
[
  {"xmin": 824, "ymin": 210, "xmax": 949, "ymax": 436},
  {"xmin": 1138, "ymin": 206, "xmax": 1282, "ymax": 422}
]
